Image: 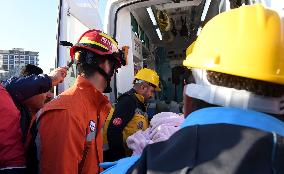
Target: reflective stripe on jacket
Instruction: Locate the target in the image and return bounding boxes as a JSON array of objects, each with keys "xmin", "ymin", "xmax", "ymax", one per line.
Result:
[
  {"xmin": 36, "ymin": 76, "xmax": 110, "ymax": 174},
  {"xmin": 103, "ymin": 89, "xmax": 148, "ymax": 161}
]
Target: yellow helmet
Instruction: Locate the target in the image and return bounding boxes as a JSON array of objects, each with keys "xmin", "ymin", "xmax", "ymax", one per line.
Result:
[
  {"xmin": 185, "ymin": 41, "xmax": 195, "ymax": 57},
  {"xmin": 135, "ymin": 68, "xmax": 161, "ymax": 91},
  {"xmin": 183, "ymin": 4, "xmax": 284, "ymax": 85}
]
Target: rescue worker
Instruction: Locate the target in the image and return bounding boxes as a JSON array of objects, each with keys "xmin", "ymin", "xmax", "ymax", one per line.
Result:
[
  {"xmin": 20, "ymin": 64, "xmax": 44, "ymax": 76},
  {"xmin": 101, "ymin": 4, "xmax": 284, "ymax": 173},
  {"xmin": 18, "ymin": 64, "xmax": 54, "ymax": 104},
  {"xmin": 20, "ymin": 64, "xmax": 54, "ymax": 116},
  {"xmin": 34, "ymin": 29, "xmax": 126, "ymax": 174},
  {"xmin": 2, "ymin": 66, "xmax": 67, "ymax": 140},
  {"xmin": 103, "ymin": 68, "xmax": 160, "ymax": 162},
  {"xmin": 0, "ymin": 67, "xmax": 67, "ymax": 174}
]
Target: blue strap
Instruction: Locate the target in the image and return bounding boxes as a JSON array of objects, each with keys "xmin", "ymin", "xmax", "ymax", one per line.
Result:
[
  {"xmin": 181, "ymin": 107, "xmax": 284, "ymax": 136},
  {"xmin": 100, "ymin": 162, "xmax": 117, "ymax": 169},
  {"xmin": 100, "ymin": 155, "xmax": 140, "ymax": 174}
]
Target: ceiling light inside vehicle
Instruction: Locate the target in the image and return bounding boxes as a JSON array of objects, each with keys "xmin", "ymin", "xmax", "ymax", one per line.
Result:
[
  {"xmin": 147, "ymin": 7, "xmax": 157, "ymax": 26},
  {"xmin": 156, "ymin": 28, "xmax": 163, "ymax": 40}
]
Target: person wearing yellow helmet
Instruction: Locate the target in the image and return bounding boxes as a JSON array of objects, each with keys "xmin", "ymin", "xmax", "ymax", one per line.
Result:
[
  {"xmin": 101, "ymin": 4, "xmax": 284, "ymax": 174},
  {"xmin": 103, "ymin": 68, "xmax": 160, "ymax": 162},
  {"xmin": 183, "ymin": 41, "xmax": 196, "ymax": 116}
]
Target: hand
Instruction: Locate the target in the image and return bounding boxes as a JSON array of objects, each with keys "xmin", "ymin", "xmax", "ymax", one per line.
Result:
[{"xmin": 48, "ymin": 67, "xmax": 68, "ymax": 86}]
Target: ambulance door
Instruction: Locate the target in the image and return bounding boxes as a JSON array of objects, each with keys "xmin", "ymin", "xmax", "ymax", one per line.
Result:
[{"xmin": 56, "ymin": 0, "xmax": 103, "ymax": 93}]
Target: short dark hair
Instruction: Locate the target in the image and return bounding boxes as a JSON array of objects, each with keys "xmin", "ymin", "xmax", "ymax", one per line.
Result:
[
  {"xmin": 21, "ymin": 64, "xmax": 43, "ymax": 76},
  {"xmin": 184, "ymin": 69, "xmax": 195, "ymax": 84},
  {"xmin": 75, "ymin": 49, "xmax": 109, "ymax": 77},
  {"xmin": 207, "ymin": 70, "xmax": 284, "ymax": 97}
]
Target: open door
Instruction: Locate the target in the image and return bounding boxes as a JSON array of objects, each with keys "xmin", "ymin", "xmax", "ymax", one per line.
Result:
[
  {"xmin": 56, "ymin": 0, "xmax": 283, "ymax": 100},
  {"xmin": 56, "ymin": 0, "xmax": 103, "ymax": 94}
]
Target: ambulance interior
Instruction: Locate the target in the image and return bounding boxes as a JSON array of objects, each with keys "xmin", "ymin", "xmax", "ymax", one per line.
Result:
[{"xmin": 110, "ymin": 0, "xmax": 252, "ymax": 114}]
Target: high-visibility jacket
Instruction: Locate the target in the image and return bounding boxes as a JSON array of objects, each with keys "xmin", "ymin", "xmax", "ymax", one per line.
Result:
[
  {"xmin": 103, "ymin": 89, "xmax": 149, "ymax": 162},
  {"xmin": 35, "ymin": 76, "xmax": 111, "ymax": 174}
]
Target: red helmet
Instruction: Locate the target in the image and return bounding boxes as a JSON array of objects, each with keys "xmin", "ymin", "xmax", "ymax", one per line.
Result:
[{"xmin": 70, "ymin": 29, "xmax": 126, "ymax": 67}]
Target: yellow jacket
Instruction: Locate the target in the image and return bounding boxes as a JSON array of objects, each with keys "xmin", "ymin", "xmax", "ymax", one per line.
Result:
[{"xmin": 103, "ymin": 89, "xmax": 148, "ymax": 162}]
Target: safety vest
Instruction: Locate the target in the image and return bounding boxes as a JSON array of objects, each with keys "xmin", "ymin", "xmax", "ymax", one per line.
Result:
[{"xmin": 103, "ymin": 89, "xmax": 149, "ymax": 161}]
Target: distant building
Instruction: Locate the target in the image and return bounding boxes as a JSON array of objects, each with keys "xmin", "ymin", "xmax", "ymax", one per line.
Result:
[{"xmin": 0, "ymin": 48, "xmax": 39, "ymax": 71}]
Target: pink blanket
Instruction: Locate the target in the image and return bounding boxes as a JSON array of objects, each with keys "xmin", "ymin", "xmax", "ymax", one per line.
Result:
[{"xmin": 126, "ymin": 112, "xmax": 184, "ymax": 155}]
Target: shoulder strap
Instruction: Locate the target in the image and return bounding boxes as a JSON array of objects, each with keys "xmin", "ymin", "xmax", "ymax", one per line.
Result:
[
  {"xmin": 26, "ymin": 118, "xmax": 39, "ymax": 174},
  {"xmin": 18, "ymin": 104, "xmax": 31, "ymax": 144},
  {"xmin": 79, "ymin": 111, "xmax": 101, "ymax": 174},
  {"xmin": 117, "ymin": 89, "xmax": 139, "ymax": 108}
]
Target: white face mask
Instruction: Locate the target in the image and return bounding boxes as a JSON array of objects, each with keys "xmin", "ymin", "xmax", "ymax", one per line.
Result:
[
  {"xmin": 185, "ymin": 83, "xmax": 284, "ymax": 115},
  {"xmin": 191, "ymin": 68, "xmax": 211, "ymax": 86}
]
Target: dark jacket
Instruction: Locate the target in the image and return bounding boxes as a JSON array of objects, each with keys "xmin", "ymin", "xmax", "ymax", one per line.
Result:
[
  {"xmin": 2, "ymin": 74, "xmax": 52, "ymax": 141},
  {"xmin": 0, "ymin": 75, "xmax": 51, "ymax": 172},
  {"xmin": 101, "ymin": 107, "xmax": 284, "ymax": 174},
  {"xmin": 103, "ymin": 89, "xmax": 148, "ymax": 162}
]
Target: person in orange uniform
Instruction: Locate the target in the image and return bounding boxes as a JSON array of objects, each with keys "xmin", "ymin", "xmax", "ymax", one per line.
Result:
[{"xmin": 34, "ymin": 30, "xmax": 126, "ymax": 174}]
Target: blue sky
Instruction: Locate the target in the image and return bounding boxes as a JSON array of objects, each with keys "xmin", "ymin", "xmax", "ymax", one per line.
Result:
[
  {"xmin": 0, "ymin": 1, "xmax": 59, "ymax": 73},
  {"xmin": 0, "ymin": 0, "xmax": 108, "ymax": 73},
  {"xmin": 99, "ymin": 0, "xmax": 107, "ymax": 20}
]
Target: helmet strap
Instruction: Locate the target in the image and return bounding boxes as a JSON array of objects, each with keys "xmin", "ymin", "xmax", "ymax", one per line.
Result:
[
  {"xmin": 92, "ymin": 63, "xmax": 114, "ymax": 93},
  {"xmin": 77, "ymin": 50, "xmax": 116, "ymax": 93}
]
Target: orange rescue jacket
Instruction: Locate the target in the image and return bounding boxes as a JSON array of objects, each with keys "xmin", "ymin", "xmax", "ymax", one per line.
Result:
[{"xmin": 35, "ymin": 76, "xmax": 110, "ymax": 174}]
